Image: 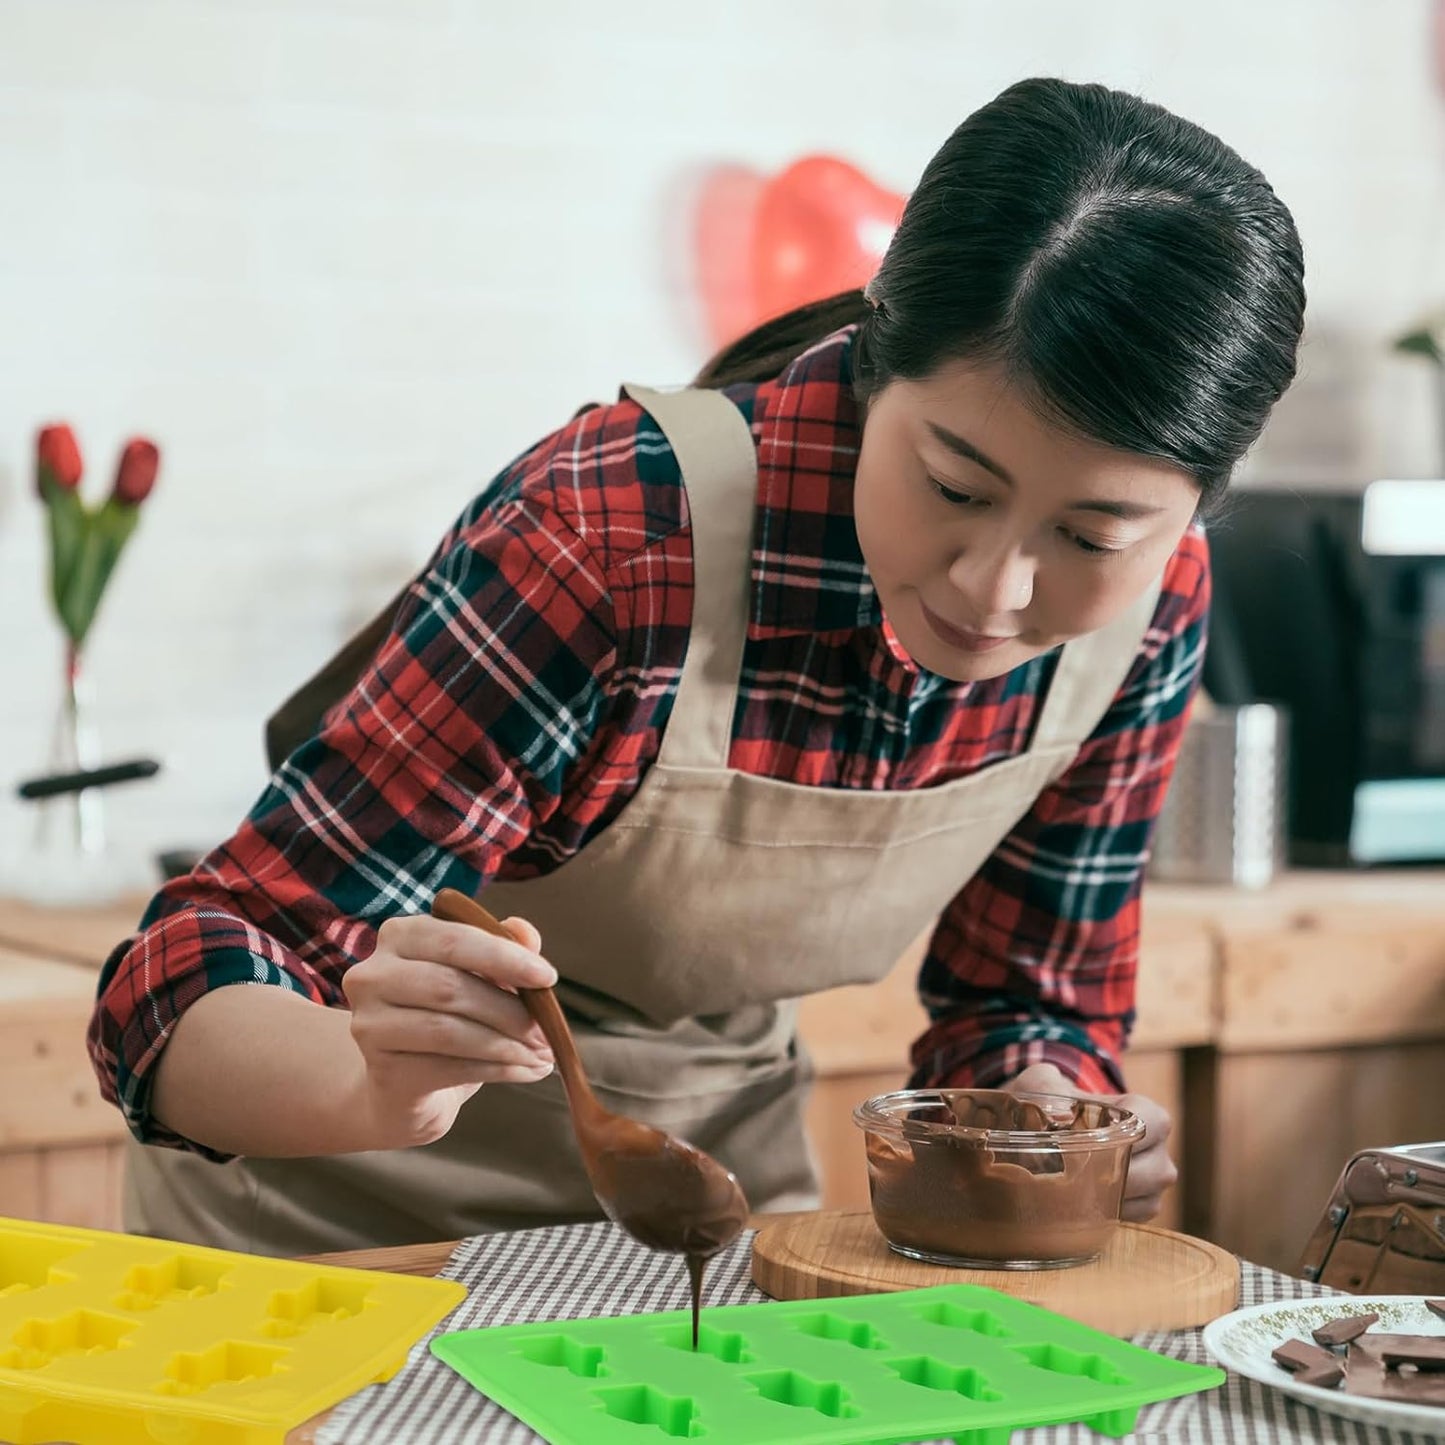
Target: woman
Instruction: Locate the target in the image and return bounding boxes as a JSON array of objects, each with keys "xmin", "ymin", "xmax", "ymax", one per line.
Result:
[{"xmin": 89, "ymin": 77, "xmax": 1304, "ymax": 1256}]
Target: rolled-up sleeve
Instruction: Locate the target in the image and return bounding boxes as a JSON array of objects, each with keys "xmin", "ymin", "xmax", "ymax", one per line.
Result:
[{"xmin": 88, "ymin": 489, "xmax": 617, "ymax": 1156}]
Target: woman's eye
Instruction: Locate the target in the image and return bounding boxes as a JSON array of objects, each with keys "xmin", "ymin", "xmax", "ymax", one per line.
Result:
[
  {"xmin": 929, "ymin": 477, "xmax": 978, "ymax": 507},
  {"xmin": 1060, "ymin": 528, "xmax": 1118, "ymax": 556}
]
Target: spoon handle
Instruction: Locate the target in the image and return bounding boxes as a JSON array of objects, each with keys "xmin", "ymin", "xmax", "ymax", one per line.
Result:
[{"xmin": 429, "ymin": 888, "xmax": 600, "ymax": 1114}]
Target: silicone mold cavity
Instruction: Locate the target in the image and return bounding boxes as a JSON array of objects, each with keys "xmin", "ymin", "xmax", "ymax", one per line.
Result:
[
  {"xmin": 260, "ymin": 1276, "xmax": 373, "ymax": 1339},
  {"xmin": 1013, "ymin": 1342, "xmax": 1130, "ymax": 1385},
  {"xmin": 885, "ymin": 1354, "xmax": 1002, "ymax": 1401},
  {"xmin": 0, "ymin": 1310, "xmax": 136, "ymax": 1370},
  {"xmin": 741, "ymin": 1369, "xmax": 861, "ymax": 1418},
  {"xmin": 154, "ymin": 1341, "xmax": 290, "ymax": 1397},
  {"xmin": 914, "ymin": 1302, "xmax": 1013, "ymax": 1337},
  {"xmin": 518, "ymin": 1335, "xmax": 610, "ymax": 1378},
  {"xmin": 657, "ymin": 1324, "xmax": 754, "ymax": 1362},
  {"xmin": 0, "ymin": 1237, "xmax": 87, "ymax": 1299},
  {"xmin": 792, "ymin": 1312, "xmax": 888, "ymax": 1350},
  {"xmin": 114, "ymin": 1255, "xmax": 232, "ymax": 1311},
  {"xmin": 591, "ymin": 1384, "xmax": 704, "ymax": 1437}
]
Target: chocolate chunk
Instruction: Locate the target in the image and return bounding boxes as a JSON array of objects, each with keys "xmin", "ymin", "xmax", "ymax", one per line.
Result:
[
  {"xmin": 1375, "ymin": 1336, "xmax": 1445, "ymax": 1372},
  {"xmin": 1295, "ymin": 1360, "xmax": 1345, "ymax": 1389},
  {"xmin": 1344, "ymin": 1338, "xmax": 1445, "ymax": 1405},
  {"xmin": 865, "ymin": 1089, "xmax": 1129, "ymax": 1265},
  {"xmin": 1425, "ymin": 1299, "xmax": 1445, "ymax": 1321},
  {"xmin": 1011, "ymin": 1101, "xmax": 1051, "ymax": 1132},
  {"xmin": 1311, "ymin": 1312, "xmax": 1379, "ymax": 1347},
  {"xmin": 1272, "ymin": 1338, "xmax": 1339, "ymax": 1373}
]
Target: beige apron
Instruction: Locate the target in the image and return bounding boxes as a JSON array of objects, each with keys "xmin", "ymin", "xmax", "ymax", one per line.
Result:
[{"xmin": 124, "ymin": 384, "xmax": 1159, "ymax": 1256}]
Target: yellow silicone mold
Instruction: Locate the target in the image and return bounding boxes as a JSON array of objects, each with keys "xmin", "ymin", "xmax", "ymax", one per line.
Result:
[{"xmin": 0, "ymin": 1213, "xmax": 465, "ymax": 1445}]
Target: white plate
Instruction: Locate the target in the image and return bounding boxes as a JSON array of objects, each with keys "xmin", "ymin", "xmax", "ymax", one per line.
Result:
[{"xmin": 1203, "ymin": 1294, "xmax": 1445, "ymax": 1436}]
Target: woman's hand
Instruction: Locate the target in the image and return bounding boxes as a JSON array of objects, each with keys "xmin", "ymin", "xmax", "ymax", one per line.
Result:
[
  {"xmin": 1002, "ymin": 1061, "xmax": 1177, "ymax": 1222},
  {"xmin": 341, "ymin": 912, "xmax": 557, "ymax": 1150}
]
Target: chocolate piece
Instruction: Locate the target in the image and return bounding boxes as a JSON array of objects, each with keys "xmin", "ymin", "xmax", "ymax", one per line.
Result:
[
  {"xmin": 1426, "ymin": 1299, "xmax": 1445, "ymax": 1321},
  {"xmin": 1272, "ymin": 1338, "xmax": 1340, "ymax": 1374},
  {"xmin": 863, "ymin": 1092, "xmax": 1133, "ymax": 1264},
  {"xmin": 1345, "ymin": 1338, "xmax": 1445, "ymax": 1406},
  {"xmin": 1370, "ymin": 1335, "xmax": 1445, "ymax": 1371},
  {"xmin": 1311, "ymin": 1312, "xmax": 1379, "ymax": 1347},
  {"xmin": 1294, "ymin": 1361, "xmax": 1345, "ymax": 1389}
]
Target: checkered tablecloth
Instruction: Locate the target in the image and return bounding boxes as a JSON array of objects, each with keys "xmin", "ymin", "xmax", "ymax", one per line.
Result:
[{"xmin": 316, "ymin": 1222, "xmax": 1437, "ymax": 1445}]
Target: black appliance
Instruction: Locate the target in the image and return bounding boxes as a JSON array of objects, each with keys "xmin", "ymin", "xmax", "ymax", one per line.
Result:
[{"xmin": 1203, "ymin": 481, "xmax": 1445, "ymax": 865}]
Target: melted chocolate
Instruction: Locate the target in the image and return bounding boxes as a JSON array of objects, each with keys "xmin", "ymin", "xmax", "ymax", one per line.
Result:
[
  {"xmin": 585, "ymin": 1134, "xmax": 749, "ymax": 1349},
  {"xmin": 430, "ymin": 889, "xmax": 751, "ymax": 1350},
  {"xmin": 862, "ymin": 1092, "xmax": 1132, "ymax": 1265}
]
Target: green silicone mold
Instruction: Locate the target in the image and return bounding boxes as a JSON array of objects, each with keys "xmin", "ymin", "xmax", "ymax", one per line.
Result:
[{"xmin": 431, "ymin": 1282, "xmax": 1223, "ymax": 1444}]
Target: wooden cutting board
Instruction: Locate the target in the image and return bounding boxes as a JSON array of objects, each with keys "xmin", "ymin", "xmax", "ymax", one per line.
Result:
[{"xmin": 751, "ymin": 1211, "xmax": 1239, "ymax": 1336}]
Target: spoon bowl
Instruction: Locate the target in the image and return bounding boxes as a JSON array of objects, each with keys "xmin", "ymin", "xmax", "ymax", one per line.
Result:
[{"xmin": 430, "ymin": 888, "xmax": 749, "ymax": 1259}]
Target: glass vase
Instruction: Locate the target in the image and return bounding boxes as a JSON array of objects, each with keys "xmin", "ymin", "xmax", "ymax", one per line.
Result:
[
  {"xmin": 2, "ymin": 644, "xmax": 146, "ymax": 906},
  {"xmin": 35, "ymin": 644, "xmax": 108, "ymax": 861}
]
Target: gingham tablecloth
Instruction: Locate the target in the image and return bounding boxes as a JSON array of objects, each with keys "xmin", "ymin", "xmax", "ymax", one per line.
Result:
[{"xmin": 316, "ymin": 1222, "xmax": 1437, "ymax": 1445}]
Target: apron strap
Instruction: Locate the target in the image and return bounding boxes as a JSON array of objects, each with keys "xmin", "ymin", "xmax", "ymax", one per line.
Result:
[
  {"xmin": 1030, "ymin": 573, "xmax": 1165, "ymax": 755},
  {"xmin": 622, "ymin": 383, "xmax": 758, "ymax": 771}
]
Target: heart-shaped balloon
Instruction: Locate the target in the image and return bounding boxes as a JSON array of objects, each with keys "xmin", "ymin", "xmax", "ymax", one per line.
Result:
[
  {"xmin": 752, "ymin": 156, "xmax": 906, "ymax": 328},
  {"xmin": 694, "ymin": 155, "xmax": 906, "ymax": 348}
]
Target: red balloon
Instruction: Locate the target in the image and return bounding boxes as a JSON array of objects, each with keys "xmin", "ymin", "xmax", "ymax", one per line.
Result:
[
  {"xmin": 750, "ymin": 156, "xmax": 906, "ymax": 327},
  {"xmin": 693, "ymin": 163, "xmax": 769, "ymax": 353},
  {"xmin": 693, "ymin": 154, "xmax": 906, "ymax": 348}
]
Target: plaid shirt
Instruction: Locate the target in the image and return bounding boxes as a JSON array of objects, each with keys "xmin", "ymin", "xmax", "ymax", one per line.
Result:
[{"xmin": 89, "ymin": 327, "xmax": 1209, "ymax": 1154}]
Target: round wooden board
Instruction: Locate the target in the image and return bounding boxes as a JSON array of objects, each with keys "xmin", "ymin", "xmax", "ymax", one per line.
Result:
[{"xmin": 750, "ymin": 1211, "xmax": 1239, "ymax": 1336}]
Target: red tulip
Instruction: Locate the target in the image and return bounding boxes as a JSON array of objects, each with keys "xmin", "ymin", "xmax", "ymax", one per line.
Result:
[
  {"xmin": 113, "ymin": 438, "xmax": 159, "ymax": 505},
  {"xmin": 36, "ymin": 423, "xmax": 83, "ymax": 495}
]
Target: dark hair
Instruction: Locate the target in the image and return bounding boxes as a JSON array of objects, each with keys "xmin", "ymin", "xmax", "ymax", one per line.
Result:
[{"xmin": 696, "ymin": 78, "xmax": 1305, "ymax": 503}]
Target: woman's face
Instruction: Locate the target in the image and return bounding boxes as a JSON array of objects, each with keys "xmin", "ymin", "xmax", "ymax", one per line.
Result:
[{"xmin": 853, "ymin": 357, "xmax": 1203, "ymax": 682}]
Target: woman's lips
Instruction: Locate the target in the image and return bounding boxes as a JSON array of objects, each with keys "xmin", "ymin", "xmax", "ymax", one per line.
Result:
[{"xmin": 920, "ymin": 600, "xmax": 1017, "ymax": 653}]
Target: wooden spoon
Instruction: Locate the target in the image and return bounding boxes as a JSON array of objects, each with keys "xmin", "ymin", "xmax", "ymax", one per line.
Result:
[{"xmin": 430, "ymin": 888, "xmax": 749, "ymax": 1259}]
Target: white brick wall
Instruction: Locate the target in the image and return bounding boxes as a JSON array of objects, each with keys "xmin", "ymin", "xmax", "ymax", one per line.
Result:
[{"xmin": 1, "ymin": 0, "xmax": 1441, "ymax": 873}]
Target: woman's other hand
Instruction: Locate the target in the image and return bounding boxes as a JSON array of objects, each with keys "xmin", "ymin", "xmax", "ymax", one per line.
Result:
[{"xmin": 1003, "ymin": 1061, "xmax": 1177, "ymax": 1223}]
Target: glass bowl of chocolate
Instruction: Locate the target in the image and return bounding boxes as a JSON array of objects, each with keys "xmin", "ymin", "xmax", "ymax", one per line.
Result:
[{"xmin": 853, "ymin": 1088, "xmax": 1145, "ymax": 1270}]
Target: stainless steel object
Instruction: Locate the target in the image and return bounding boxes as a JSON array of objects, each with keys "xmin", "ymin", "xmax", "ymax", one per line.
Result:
[
  {"xmin": 1149, "ymin": 703, "xmax": 1288, "ymax": 889},
  {"xmin": 1298, "ymin": 1143, "xmax": 1445, "ymax": 1294}
]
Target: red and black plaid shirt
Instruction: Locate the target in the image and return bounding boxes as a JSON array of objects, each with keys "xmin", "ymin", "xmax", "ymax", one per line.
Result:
[{"xmin": 89, "ymin": 328, "xmax": 1209, "ymax": 1155}]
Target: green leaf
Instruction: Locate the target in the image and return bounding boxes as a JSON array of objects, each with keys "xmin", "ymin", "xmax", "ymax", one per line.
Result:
[
  {"xmin": 41, "ymin": 477, "xmax": 89, "ymax": 643},
  {"xmin": 1394, "ymin": 328, "xmax": 1445, "ymax": 364},
  {"xmin": 59, "ymin": 498, "xmax": 141, "ymax": 648}
]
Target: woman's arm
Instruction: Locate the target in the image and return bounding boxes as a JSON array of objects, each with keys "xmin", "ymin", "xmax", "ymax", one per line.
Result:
[
  {"xmin": 89, "ymin": 476, "xmax": 622, "ymax": 1160},
  {"xmin": 149, "ymin": 912, "xmax": 559, "ymax": 1157},
  {"xmin": 149, "ymin": 985, "xmax": 372, "ymax": 1156}
]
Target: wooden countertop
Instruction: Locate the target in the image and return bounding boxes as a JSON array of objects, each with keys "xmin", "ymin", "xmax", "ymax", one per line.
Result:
[
  {"xmin": 0, "ymin": 944, "xmax": 124, "ymax": 1149},
  {"xmin": 0, "ymin": 893, "xmax": 144, "ymax": 969}
]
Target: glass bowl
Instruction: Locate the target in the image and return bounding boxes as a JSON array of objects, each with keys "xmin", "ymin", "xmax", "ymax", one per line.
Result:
[{"xmin": 853, "ymin": 1088, "xmax": 1145, "ymax": 1269}]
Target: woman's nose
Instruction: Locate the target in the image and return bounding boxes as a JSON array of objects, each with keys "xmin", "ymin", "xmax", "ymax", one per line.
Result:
[{"xmin": 947, "ymin": 544, "xmax": 1035, "ymax": 617}]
